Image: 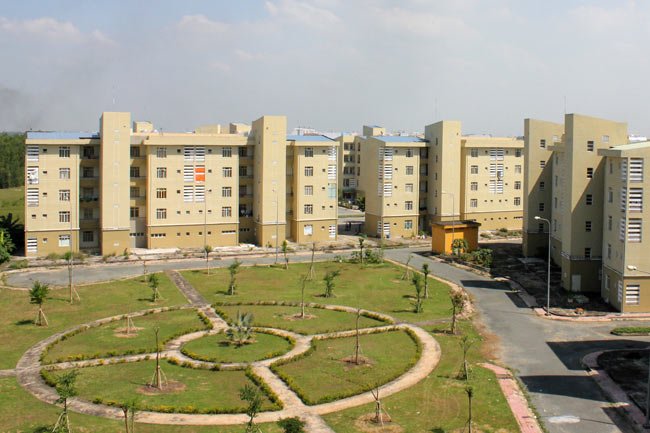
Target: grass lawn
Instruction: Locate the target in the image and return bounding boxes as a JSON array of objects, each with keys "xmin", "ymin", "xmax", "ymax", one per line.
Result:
[
  {"xmin": 182, "ymin": 261, "xmax": 452, "ymax": 323},
  {"xmin": 272, "ymin": 330, "xmax": 419, "ymax": 405},
  {"xmin": 0, "ymin": 272, "xmax": 186, "ymax": 369},
  {"xmin": 322, "ymin": 322, "xmax": 520, "ymax": 433},
  {"xmin": 44, "ymin": 308, "xmax": 209, "ymax": 363},
  {"xmin": 47, "ymin": 360, "xmax": 280, "ymax": 414},
  {"xmin": 0, "ymin": 376, "xmax": 283, "ymax": 433},
  {"xmin": 0, "ymin": 186, "xmax": 24, "ymax": 223},
  {"xmin": 182, "ymin": 331, "xmax": 294, "ymax": 363},
  {"xmin": 216, "ymin": 304, "xmax": 387, "ymax": 335}
]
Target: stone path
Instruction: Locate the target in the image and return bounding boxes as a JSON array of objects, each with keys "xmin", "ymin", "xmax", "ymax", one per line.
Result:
[
  {"xmin": 165, "ymin": 270, "xmax": 208, "ymax": 306},
  {"xmin": 0, "ymin": 369, "xmax": 16, "ymax": 377}
]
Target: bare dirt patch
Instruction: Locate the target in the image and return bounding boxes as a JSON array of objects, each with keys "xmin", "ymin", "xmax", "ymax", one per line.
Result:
[
  {"xmin": 136, "ymin": 380, "xmax": 186, "ymax": 395},
  {"xmin": 340, "ymin": 355, "xmax": 374, "ymax": 368},
  {"xmin": 354, "ymin": 413, "xmax": 403, "ymax": 433},
  {"xmin": 113, "ymin": 326, "xmax": 145, "ymax": 338},
  {"xmin": 283, "ymin": 313, "xmax": 317, "ymax": 321}
]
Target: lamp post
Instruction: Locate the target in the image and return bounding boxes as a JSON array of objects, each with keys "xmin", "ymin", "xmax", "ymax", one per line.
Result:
[
  {"xmin": 626, "ymin": 264, "xmax": 650, "ymax": 427},
  {"xmin": 273, "ymin": 188, "xmax": 279, "ymax": 264},
  {"xmin": 441, "ymin": 191, "xmax": 455, "ymax": 254},
  {"xmin": 534, "ymin": 216, "xmax": 551, "ymax": 316}
]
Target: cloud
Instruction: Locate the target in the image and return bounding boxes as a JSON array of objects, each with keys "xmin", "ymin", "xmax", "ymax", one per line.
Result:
[
  {"xmin": 265, "ymin": 0, "xmax": 341, "ymax": 27},
  {"xmin": 369, "ymin": 6, "xmax": 477, "ymax": 38},
  {"xmin": 177, "ymin": 14, "xmax": 229, "ymax": 33},
  {"xmin": 0, "ymin": 16, "xmax": 82, "ymax": 40}
]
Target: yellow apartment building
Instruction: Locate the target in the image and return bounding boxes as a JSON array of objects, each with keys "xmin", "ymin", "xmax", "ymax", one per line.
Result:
[{"xmin": 24, "ymin": 112, "xmax": 338, "ymax": 257}]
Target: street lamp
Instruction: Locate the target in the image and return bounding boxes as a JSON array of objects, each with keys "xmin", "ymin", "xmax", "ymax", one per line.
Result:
[
  {"xmin": 627, "ymin": 264, "xmax": 650, "ymax": 427},
  {"xmin": 272, "ymin": 187, "xmax": 279, "ymax": 264},
  {"xmin": 534, "ymin": 216, "xmax": 551, "ymax": 316},
  {"xmin": 441, "ymin": 191, "xmax": 455, "ymax": 253}
]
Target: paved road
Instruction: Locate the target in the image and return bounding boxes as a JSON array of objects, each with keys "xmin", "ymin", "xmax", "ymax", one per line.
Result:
[{"xmin": 7, "ymin": 246, "xmax": 650, "ymax": 432}]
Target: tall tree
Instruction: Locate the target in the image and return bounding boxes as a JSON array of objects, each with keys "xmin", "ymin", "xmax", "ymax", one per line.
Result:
[
  {"xmin": 322, "ymin": 270, "xmax": 341, "ymax": 298},
  {"xmin": 228, "ymin": 259, "xmax": 241, "ymax": 295},
  {"xmin": 30, "ymin": 281, "xmax": 49, "ymax": 326},
  {"xmin": 0, "ymin": 133, "xmax": 25, "ymax": 188},
  {"xmin": 422, "ymin": 263, "xmax": 430, "ymax": 298},
  {"xmin": 0, "ymin": 227, "xmax": 15, "ymax": 264},
  {"xmin": 52, "ymin": 370, "xmax": 79, "ymax": 433}
]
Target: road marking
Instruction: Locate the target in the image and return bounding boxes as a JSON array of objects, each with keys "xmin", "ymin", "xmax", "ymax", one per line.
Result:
[{"xmin": 547, "ymin": 415, "xmax": 580, "ymax": 424}]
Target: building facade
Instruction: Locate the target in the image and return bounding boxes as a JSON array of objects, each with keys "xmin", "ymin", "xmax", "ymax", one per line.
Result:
[{"xmin": 24, "ymin": 112, "xmax": 338, "ymax": 257}]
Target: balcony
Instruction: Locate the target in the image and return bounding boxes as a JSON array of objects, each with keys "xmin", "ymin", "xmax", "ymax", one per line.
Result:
[{"xmin": 80, "ymin": 196, "xmax": 99, "ymax": 203}]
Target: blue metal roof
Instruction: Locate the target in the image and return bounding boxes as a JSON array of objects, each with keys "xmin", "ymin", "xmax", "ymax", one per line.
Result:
[
  {"xmin": 27, "ymin": 131, "xmax": 100, "ymax": 140},
  {"xmin": 286, "ymin": 134, "xmax": 334, "ymax": 142},
  {"xmin": 374, "ymin": 136, "xmax": 423, "ymax": 143}
]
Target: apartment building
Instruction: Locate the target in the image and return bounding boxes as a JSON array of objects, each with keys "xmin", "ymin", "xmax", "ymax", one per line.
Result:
[
  {"xmin": 337, "ymin": 126, "xmax": 386, "ymax": 203},
  {"xmin": 24, "ymin": 112, "xmax": 337, "ymax": 257},
  {"xmin": 522, "ymin": 113, "xmax": 629, "ymax": 293}
]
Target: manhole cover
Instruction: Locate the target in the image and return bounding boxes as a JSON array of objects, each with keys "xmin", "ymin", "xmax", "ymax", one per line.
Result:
[{"xmin": 547, "ymin": 415, "xmax": 580, "ymax": 424}]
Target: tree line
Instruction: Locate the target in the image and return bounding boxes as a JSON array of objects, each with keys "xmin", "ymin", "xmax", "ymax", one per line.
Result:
[{"xmin": 0, "ymin": 132, "xmax": 25, "ymax": 188}]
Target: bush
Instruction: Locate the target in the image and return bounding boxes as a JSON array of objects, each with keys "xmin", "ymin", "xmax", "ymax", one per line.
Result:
[
  {"xmin": 278, "ymin": 417, "xmax": 306, "ymax": 433},
  {"xmin": 8, "ymin": 259, "xmax": 28, "ymax": 269}
]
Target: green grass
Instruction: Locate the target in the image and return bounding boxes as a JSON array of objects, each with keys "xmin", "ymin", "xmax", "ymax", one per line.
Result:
[
  {"xmin": 0, "ymin": 186, "xmax": 24, "ymax": 223},
  {"xmin": 0, "ymin": 376, "xmax": 283, "ymax": 433},
  {"xmin": 323, "ymin": 322, "xmax": 520, "ymax": 433},
  {"xmin": 182, "ymin": 331, "xmax": 294, "ymax": 363},
  {"xmin": 47, "ymin": 360, "xmax": 280, "ymax": 414},
  {"xmin": 611, "ymin": 326, "xmax": 650, "ymax": 336},
  {"xmin": 272, "ymin": 330, "xmax": 419, "ymax": 405},
  {"xmin": 0, "ymin": 272, "xmax": 186, "ymax": 369},
  {"xmin": 183, "ymin": 262, "xmax": 452, "ymax": 323},
  {"xmin": 216, "ymin": 304, "xmax": 386, "ymax": 335},
  {"xmin": 43, "ymin": 308, "xmax": 209, "ymax": 363}
]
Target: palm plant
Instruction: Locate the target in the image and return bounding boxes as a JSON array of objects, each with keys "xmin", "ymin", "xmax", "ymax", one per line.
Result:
[
  {"xmin": 226, "ymin": 311, "xmax": 254, "ymax": 346},
  {"xmin": 322, "ymin": 270, "xmax": 341, "ymax": 298},
  {"xmin": 30, "ymin": 280, "xmax": 49, "ymax": 326}
]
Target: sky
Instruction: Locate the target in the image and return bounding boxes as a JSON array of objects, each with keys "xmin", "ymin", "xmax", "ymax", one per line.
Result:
[{"xmin": 0, "ymin": 0, "xmax": 649, "ymax": 136}]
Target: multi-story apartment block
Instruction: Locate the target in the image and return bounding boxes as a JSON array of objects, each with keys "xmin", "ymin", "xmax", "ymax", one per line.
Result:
[
  {"xmin": 359, "ymin": 136, "xmax": 425, "ymax": 239},
  {"xmin": 24, "ymin": 112, "xmax": 338, "ymax": 257},
  {"xmin": 523, "ymin": 113, "xmax": 629, "ymax": 295},
  {"xmin": 337, "ymin": 126, "xmax": 386, "ymax": 203},
  {"xmin": 422, "ymin": 121, "xmax": 525, "ymax": 232}
]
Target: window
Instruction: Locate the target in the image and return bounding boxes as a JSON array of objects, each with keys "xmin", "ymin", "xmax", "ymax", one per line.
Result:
[
  {"xmin": 585, "ymin": 221, "xmax": 592, "ymax": 232},
  {"xmin": 470, "ymin": 149, "xmax": 478, "ymax": 157},
  {"xmin": 405, "ymin": 220, "xmax": 413, "ymax": 230},
  {"xmin": 538, "ymin": 203, "xmax": 545, "ymax": 212},
  {"xmin": 59, "ymin": 168, "xmax": 70, "ymax": 179},
  {"xmin": 27, "ymin": 145, "xmax": 39, "ymax": 162},
  {"xmin": 27, "ymin": 238, "xmax": 37, "ymax": 253},
  {"xmin": 156, "ymin": 147, "xmax": 167, "ymax": 158},
  {"xmin": 629, "ymin": 188, "xmax": 643, "ymax": 211},
  {"xmin": 630, "ymin": 158, "xmax": 644, "ymax": 182},
  {"xmin": 82, "ymin": 167, "xmax": 94, "ymax": 178},
  {"xmin": 540, "ymin": 161, "xmax": 546, "ymax": 168},
  {"xmin": 587, "ymin": 141, "xmax": 594, "ymax": 152},
  {"xmin": 27, "ymin": 167, "xmax": 39, "ymax": 185},
  {"xmin": 620, "ymin": 217, "xmax": 626, "ymax": 241},
  {"xmin": 59, "ymin": 234, "xmax": 70, "ymax": 247},
  {"xmin": 156, "ymin": 188, "xmax": 167, "ymax": 199},
  {"xmin": 130, "ymin": 146, "xmax": 140, "ymax": 157},
  {"xmin": 554, "ymin": 197, "xmax": 558, "ymax": 208},
  {"xmin": 222, "ymin": 167, "xmax": 233, "ymax": 178},
  {"xmin": 329, "ymin": 225, "xmax": 336, "ymax": 239},
  {"xmin": 130, "ymin": 207, "xmax": 140, "ymax": 218},
  {"xmin": 59, "ymin": 190, "xmax": 70, "ymax": 201},
  {"xmin": 222, "ymin": 206, "xmax": 232, "ymax": 217},
  {"xmin": 304, "ymin": 204, "xmax": 313, "ymax": 214},
  {"xmin": 626, "ymin": 285, "xmax": 641, "ymax": 305},
  {"xmin": 195, "ymin": 185, "xmax": 205, "ymax": 202},
  {"xmin": 470, "ymin": 182, "xmax": 478, "ymax": 191},
  {"xmin": 405, "ymin": 166, "xmax": 414, "ymax": 175},
  {"xmin": 304, "ymin": 166, "xmax": 314, "ymax": 176},
  {"xmin": 628, "ymin": 218, "xmax": 642, "ymax": 242},
  {"xmin": 621, "ymin": 187, "xmax": 627, "ymax": 211},
  {"xmin": 405, "ymin": 201, "xmax": 413, "ymax": 210},
  {"xmin": 130, "ymin": 186, "xmax": 139, "ymax": 198},
  {"xmin": 470, "ymin": 199, "xmax": 478, "ymax": 208},
  {"xmin": 328, "ymin": 183, "xmax": 336, "ymax": 199},
  {"xmin": 489, "ymin": 179, "xmax": 504, "ymax": 194},
  {"xmin": 222, "ymin": 186, "xmax": 232, "ymax": 197},
  {"xmin": 539, "ymin": 181, "xmax": 545, "ymax": 191},
  {"xmin": 586, "ymin": 194, "xmax": 593, "ymax": 205},
  {"xmin": 381, "ymin": 164, "xmax": 392, "ymax": 180},
  {"xmin": 514, "ymin": 181, "xmax": 522, "ymax": 190},
  {"xmin": 183, "ymin": 185, "xmax": 193, "ymax": 202},
  {"xmin": 538, "ymin": 223, "xmax": 544, "ymax": 233},
  {"xmin": 540, "ymin": 139, "xmax": 546, "ymax": 148},
  {"xmin": 617, "ymin": 280, "xmax": 623, "ymax": 303},
  {"xmin": 59, "ymin": 146, "xmax": 70, "ymax": 158},
  {"xmin": 130, "ymin": 166, "xmax": 140, "ymax": 178},
  {"xmin": 405, "ymin": 148, "xmax": 413, "ymax": 158},
  {"xmin": 304, "ymin": 224, "xmax": 313, "ymax": 236},
  {"xmin": 515, "ymin": 149, "xmax": 522, "ymax": 157},
  {"xmin": 222, "ymin": 147, "xmax": 232, "ymax": 157},
  {"xmin": 59, "ymin": 211, "xmax": 70, "ymax": 223},
  {"xmin": 514, "ymin": 197, "xmax": 521, "ymax": 206},
  {"xmin": 81, "ymin": 231, "xmax": 94, "ymax": 243},
  {"xmin": 586, "ymin": 167, "xmax": 593, "ymax": 178},
  {"xmin": 156, "ymin": 167, "xmax": 167, "ymax": 178},
  {"xmin": 83, "ymin": 208, "xmax": 93, "ymax": 219},
  {"xmin": 608, "ymin": 215, "xmax": 612, "ymax": 231},
  {"xmin": 515, "ymin": 165, "xmax": 522, "ymax": 174},
  {"xmin": 380, "ymin": 183, "xmax": 392, "ymax": 197},
  {"xmin": 607, "ymin": 243, "xmax": 612, "ymax": 259},
  {"xmin": 304, "ymin": 147, "xmax": 314, "ymax": 157},
  {"xmin": 584, "ymin": 247, "xmax": 592, "ymax": 258},
  {"xmin": 470, "ymin": 165, "xmax": 479, "ymax": 174},
  {"xmin": 156, "ymin": 208, "xmax": 167, "ymax": 219},
  {"xmin": 239, "ymin": 166, "xmax": 248, "ymax": 177},
  {"xmin": 405, "ymin": 183, "xmax": 414, "ymax": 193},
  {"xmin": 327, "ymin": 165, "xmax": 336, "ymax": 180},
  {"xmin": 608, "ymin": 188, "xmax": 613, "ymax": 203}
]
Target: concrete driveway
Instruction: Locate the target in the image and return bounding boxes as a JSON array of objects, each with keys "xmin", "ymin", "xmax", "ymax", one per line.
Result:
[{"xmin": 6, "ymin": 246, "xmax": 649, "ymax": 432}]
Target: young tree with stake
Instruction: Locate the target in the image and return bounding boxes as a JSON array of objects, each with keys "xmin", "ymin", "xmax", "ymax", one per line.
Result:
[
  {"xmin": 148, "ymin": 273, "xmax": 161, "ymax": 302},
  {"xmin": 450, "ymin": 290, "xmax": 465, "ymax": 335},
  {"xmin": 240, "ymin": 384, "xmax": 263, "ymax": 433},
  {"xmin": 52, "ymin": 370, "xmax": 79, "ymax": 433},
  {"xmin": 322, "ymin": 270, "xmax": 340, "ymax": 298},
  {"xmin": 421, "ymin": 263, "xmax": 430, "ymax": 298},
  {"xmin": 227, "ymin": 259, "xmax": 241, "ymax": 295},
  {"xmin": 30, "ymin": 280, "xmax": 49, "ymax": 326},
  {"xmin": 281, "ymin": 240, "xmax": 290, "ymax": 270},
  {"xmin": 411, "ymin": 273, "xmax": 424, "ymax": 313},
  {"xmin": 204, "ymin": 245, "xmax": 213, "ymax": 275}
]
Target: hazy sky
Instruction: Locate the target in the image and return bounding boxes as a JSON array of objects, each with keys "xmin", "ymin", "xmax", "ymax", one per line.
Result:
[{"xmin": 1, "ymin": 0, "xmax": 649, "ymax": 136}]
